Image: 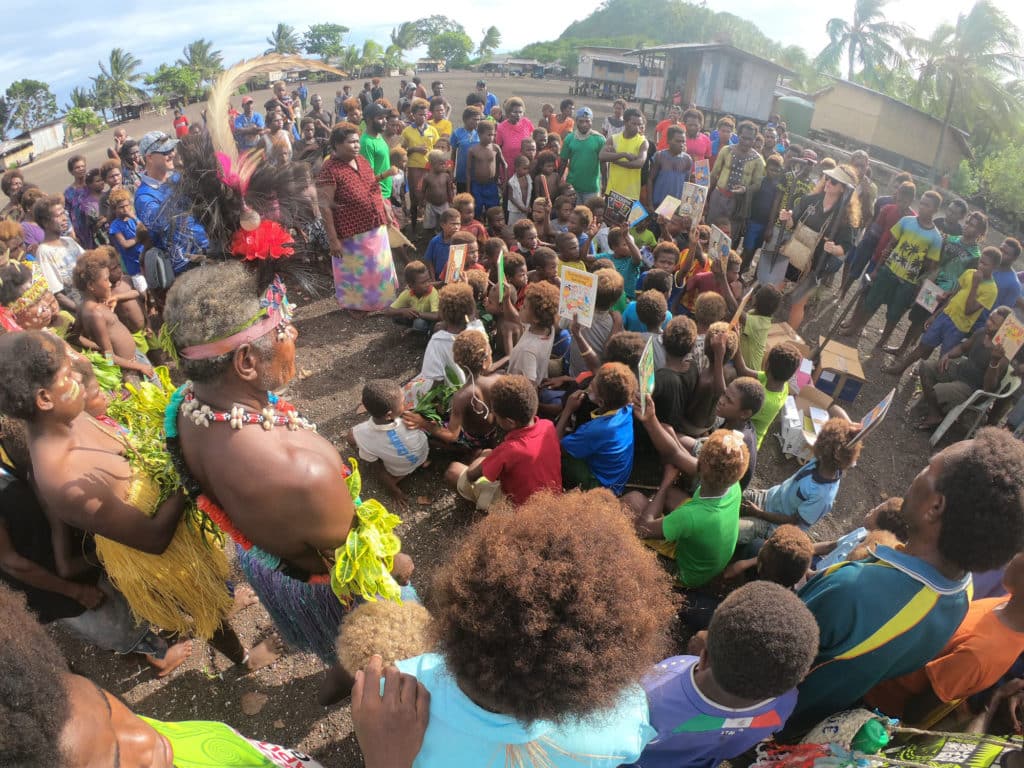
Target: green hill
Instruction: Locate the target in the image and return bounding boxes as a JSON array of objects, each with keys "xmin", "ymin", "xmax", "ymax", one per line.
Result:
[{"xmin": 519, "ymin": 0, "xmax": 789, "ymax": 70}]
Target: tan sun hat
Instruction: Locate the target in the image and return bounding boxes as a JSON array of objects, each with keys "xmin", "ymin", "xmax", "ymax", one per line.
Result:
[{"xmin": 822, "ymin": 165, "xmax": 858, "ymax": 189}]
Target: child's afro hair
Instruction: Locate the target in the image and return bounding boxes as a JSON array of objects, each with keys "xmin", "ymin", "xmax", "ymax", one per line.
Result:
[
  {"xmin": 524, "ymin": 281, "xmax": 559, "ymax": 327},
  {"xmin": 604, "ymin": 332, "xmax": 646, "ymax": 369},
  {"xmin": 757, "ymin": 525, "xmax": 814, "ymax": 587},
  {"xmin": 453, "ymin": 329, "xmax": 492, "ymax": 374},
  {"xmin": 336, "ymin": 600, "xmax": 434, "ymax": 676},
  {"xmin": 71, "ymin": 249, "xmax": 113, "ymax": 292},
  {"xmin": 706, "ymin": 321, "xmax": 739, "ymax": 360},
  {"xmin": 698, "ymin": 429, "xmax": 749, "ymax": 490},
  {"xmin": 403, "ymin": 259, "xmax": 429, "ymax": 283},
  {"xmin": 663, "ymin": 315, "xmax": 697, "ymax": 359},
  {"xmin": 595, "ymin": 268, "xmax": 625, "ymax": 311},
  {"xmin": 464, "ymin": 269, "xmax": 489, "ymax": 303},
  {"xmin": 491, "ymin": 374, "xmax": 538, "ymax": 426},
  {"xmin": 694, "ymin": 291, "xmax": 728, "ymax": 328},
  {"xmin": 707, "ymin": 581, "xmax": 819, "ymax": 700},
  {"xmin": 593, "ymin": 362, "xmax": 637, "ymax": 410},
  {"xmin": 753, "ymin": 284, "xmax": 782, "ymax": 316},
  {"xmin": 512, "ymin": 218, "xmax": 537, "ymax": 240},
  {"xmin": 813, "ymin": 418, "xmax": 862, "ymax": 472},
  {"xmin": 635, "ymin": 290, "xmax": 667, "ymax": 329},
  {"xmin": 848, "ymin": 530, "xmax": 903, "ymax": 562},
  {"xmin": 731, "ymin": 376, "xmax": 766, "ymax": 415},
  {"xmin": 765, "ymin": 342, "xmax": 802, "ymax": 381},
  {"xmin": 869, "ymin": 497, "xmax": 909, "ymax": 540},
  {"xmin": 643, "ymin": 269, "xmax": 673, "ymax": 295},
  {"xmin": 438, "ymin": 282, "xmax": 476, "ymax": 326}
]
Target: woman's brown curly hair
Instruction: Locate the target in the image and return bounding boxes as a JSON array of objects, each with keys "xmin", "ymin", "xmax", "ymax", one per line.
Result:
[
  {"xmin": 813, "ymin": 418, "xmax": 862, "ymax": 473},
  {"xmin": 698, "ymin": 428, "xmax": 750, "ymax": 490},
  {"xmin": 428, "ymin": 488, "xmax": 674, "ymax": 723}
]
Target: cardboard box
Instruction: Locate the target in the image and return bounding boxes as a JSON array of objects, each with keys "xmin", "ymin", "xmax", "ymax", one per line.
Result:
[
  {"xmin": 762, "ymin": 323, "xmax": 811, "ymax": 369},
  {"xmin": 813, "ymin": 338, "xmax": 866, "ymax": 404},
  {"xmin": 778, "ymin": 384, "xmax": 835, "ymax": 463}
]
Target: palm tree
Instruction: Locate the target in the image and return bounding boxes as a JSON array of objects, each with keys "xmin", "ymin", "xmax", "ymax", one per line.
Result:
[
  {"xmin": 94, "ymin": 48, "xmax": 146, "ymax": 111},
  {"xmin": 265, "ymin": 23, "xmax": 302, "ymax": 55},
  {"xmin": 815, "ymin": 0, "xmax": 909, "ymax": 82},
  {"xmin": 65, "ymin": 86, "xmax": 95, "ymax": 111},
  {"xmin": 177, "ymin": 38, "xmax": 224, "ymax": 87},
  {"xmin": 389, "ymin": 22, "xmax": 418, "ymax": 53},
  {"xmin": 911, "ymin": 1, "xmax": 1023, "ymax": 177},
  {"xmin": 339, "ymin": 45, "xmax": 362, "ymax": 78},
  {"xmin": 904, "ymin": 23, "xmax": 956, "ymax": 111},
  {"xmin": 361, "ymin": 40, "xmax": 383, "ymax": 72},
  {"xmin": 477, "ymin": 26, "xmax": 501, "ymax": 58}
]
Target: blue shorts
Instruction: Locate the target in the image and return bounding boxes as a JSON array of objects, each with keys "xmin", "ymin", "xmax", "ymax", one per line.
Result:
[
  {"xmin": 470, "ymin": 180, "xmax": 500, "ymax": 218},
  {"xmin": 922, "ymin": 311, "xmax": 969, "ymax": 354}
]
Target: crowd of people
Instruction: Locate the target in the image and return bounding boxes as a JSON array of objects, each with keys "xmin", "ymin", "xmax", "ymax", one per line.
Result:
[{"xmin": 2, "ymin": 69, "xmax": 1024, "ymax": 768}]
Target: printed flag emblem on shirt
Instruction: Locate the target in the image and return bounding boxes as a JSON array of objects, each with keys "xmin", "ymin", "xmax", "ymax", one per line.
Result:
[{"xmin": 672, "ymin": 710, "xmax": 782, "ymax": 734}]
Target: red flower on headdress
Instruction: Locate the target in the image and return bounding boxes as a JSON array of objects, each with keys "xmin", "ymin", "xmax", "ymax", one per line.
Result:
[{"xmin": 230, "ymin": 220, "xmax": 295, "ymax": 261}]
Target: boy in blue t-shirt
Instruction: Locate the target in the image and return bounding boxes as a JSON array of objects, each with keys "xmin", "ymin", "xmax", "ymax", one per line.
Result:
[
  {"xmin": 738, "ymin": 418, "xmax": 861, "ymax": 545},
  {"xmin": 601, "ymin": 226, "xmax": 644, "ymax": 300},
  {"xmin": 106, "ymin": 189, "xmax": 145, "ymax": 280},
  {"xmin": 634, "ymin": 582, "xmax": 819, "ymax": 768},
  {"xmin": 558, "ymin": 361, "xmax": 636, "ymax": 495},
  {"xmin": 423, "ymin": 208, "xmax": 461, "ymax": 281}
]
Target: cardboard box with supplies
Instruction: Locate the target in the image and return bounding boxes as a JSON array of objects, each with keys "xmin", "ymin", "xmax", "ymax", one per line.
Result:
[
  {"xmin": 813, "ymin": 338, "xmax": 865, "ymax": 404},
  {"xmin": 778, "ymin": 384, "xmax": 835, "ymax": 463}
]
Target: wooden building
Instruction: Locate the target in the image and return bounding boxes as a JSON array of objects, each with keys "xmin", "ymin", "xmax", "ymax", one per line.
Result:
[
  {"xmin": 626, "ymin": 43, "xmax": 791, "ymax": 121},
  {"xmin": 575, "ymin": 47, "xmax": 639, "ymax": 99},
  {"xmin": 809, "ymin": 79, "xmax": 972, "ymax": 175}
]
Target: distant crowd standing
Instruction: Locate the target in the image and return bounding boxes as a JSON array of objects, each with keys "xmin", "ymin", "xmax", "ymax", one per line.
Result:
[{"xmin": 3, "ymin": 70, "xmax": 1024, "ymax": 768}]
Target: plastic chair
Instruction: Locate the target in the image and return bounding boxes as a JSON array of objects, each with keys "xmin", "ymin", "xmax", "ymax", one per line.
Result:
[{"xmin": 930, "ymin": 373, "xmax": 1022, "ymax": 447}]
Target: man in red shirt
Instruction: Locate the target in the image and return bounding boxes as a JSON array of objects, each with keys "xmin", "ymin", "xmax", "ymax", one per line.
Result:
[
  {"xmin": 445, "ymin": 374, "xmax": 562, "ymax": 509},
  {"xmin": 655, "ymin": 105, "xmax": 682, "ymax": 151}
]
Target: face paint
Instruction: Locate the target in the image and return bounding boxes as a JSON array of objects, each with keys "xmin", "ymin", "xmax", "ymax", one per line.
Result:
[{"xmin": 61, "ymin": 376, "xmax": 80, "ymax": 403}]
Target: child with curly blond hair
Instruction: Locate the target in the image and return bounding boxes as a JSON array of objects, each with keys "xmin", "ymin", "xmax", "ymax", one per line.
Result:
[
  {"xmin": 739, "ymin": 417, "xmax": 862, "ymax": 545},
  {"xmin": 626, "ymin": 428, "xmax": 749, "ymax": 587},
  {"xmin": 507, "ymin": 281, "xmax": 562, "ymax": 387}
]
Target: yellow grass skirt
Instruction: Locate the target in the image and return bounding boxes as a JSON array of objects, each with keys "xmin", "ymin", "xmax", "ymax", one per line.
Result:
[{"xmin": 95, "ymin": 519, "xmax": 232, "ymax": 640}]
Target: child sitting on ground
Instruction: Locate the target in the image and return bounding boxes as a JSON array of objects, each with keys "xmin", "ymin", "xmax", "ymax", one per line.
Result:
[
  {"xmin": 512, "ymin": 219, "xmax": 543, "ymax": 266},
  {"xmin": 421, "ymin": 282, "xmax": 481, "ymax": 383},
  {"xmin": 681, "ymin": 322, "xmax": 736, "ymax": 438},
  {"xmin": 738, "ymin": 417, "xmax": 862, "ymax": 545},
  {"xmin": 691, "ymin": 291, "xmax": 728, "ymax": 368},
  {"xmin": 639, "ymin": 242, "xmax": 681, "ymax": 293},
  {"xmin": 637, "ymin": 582, "xmax": 819, "ymax": 768},
  {"xmin": 452, "ymin": 192, "xmax": 488, "ymax": 248},
  {"xmin": 403, "ymin": 329, "xmax": 500, "ymax": 454},
  {"xmin": 625, "ymin": 428, "xmax": 749, "ymax": 588},
  {"xmin": 530, "ymin": 196, "xmax": 555, "ymax": 242},
  {"xmin": 379, "ymin": 260, "xmax": 438, "ymax": 335},
  {"xmin": 568, "ymin": 268, "xmax": 625, "ymax": 376},
  {"xmin": 683, "ymin": 251, "xmax": 743, "ymax": 311},
  {"xmin": 558, "ymin": 362, "xmax": 637, "ymax": 495},
  {"xmin": 507, "ymin": 281, "xmax": 563, "ymax": 387},
  {"xmin": 421, "ymin": 150, "xmax": 455, "ymax": 233},
  {"xmin": 602, "ymin": 227, "xmax": 644, "ymax": 300},
  {"xmin": 738, "ymin": 284, "xmax": 781, "ymax": 371},
  {"xmin": 445, "ymin": 374, "xmax": 562, "ymax": 510},
  {"xmin": 73, "ymin": 249, "xmax": 154, "ymax": 384},
  {"xmin": 554, "ymin": 230, "xmax": 588, "ymax": 276},
  {"xmin": 812, "ymin": 496, "xmax": 907, "ymax": 570},
  {"xmin": 348, "ymin": 379, "xmax": 429, "ymax": 507},
  {"xmin": 567, "ymin": 205, "xmax": 597, "ymax": 267},
  {"xmin": 479, "ymin": 236, "xmax": 505, "ymax": 274},
  {"xmin": 449, "ymin": 231, "xmax": 481, "ymax": 276},
  {"xmin": 423, "ymin": 208, "xmax": 461, "ymax": 281},
  {"xmin": 485, "ymin": 206, "xmax": 513, "ymax": 246},
  {"xmin": 624, "ymin": 269, "xmax": 673, "ymax": 332},
  {"xmin": 733, "ymin": 341, "xmax": 802, "ymax": 448},
  {"xmin": 650, "ymin": 316, "xmax": 700, "ymax": 436},
  {"xmin": 639, "ymin": 374, "xmax": 765, "ymax": 491},
  {"xmin": 635, "ymin": 290, "xmax": 668, "ymax": 369},
  {"xmin": 487, "ymin": 250, "xmax": 529, "ymax": 354},
  {"xmin": 527, "ymin": 246, "xmax": 561, "ymax": 288}
]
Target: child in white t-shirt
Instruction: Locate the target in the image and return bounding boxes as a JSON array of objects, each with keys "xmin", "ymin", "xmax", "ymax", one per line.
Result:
[{"xmin": 349, "ymin": 379, "xmax": 429, "ymax": 507}]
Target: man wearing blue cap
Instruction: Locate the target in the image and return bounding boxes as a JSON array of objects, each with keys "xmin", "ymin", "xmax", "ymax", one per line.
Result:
[{"xmin": 560, "ymin": 107, "xmax": 605, "ymax": 198}]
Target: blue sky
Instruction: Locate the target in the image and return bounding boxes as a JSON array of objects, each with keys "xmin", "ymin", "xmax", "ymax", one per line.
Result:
[{"xmin": 2, "ymin": 0, "xmax": 1021, "ymax": 106}]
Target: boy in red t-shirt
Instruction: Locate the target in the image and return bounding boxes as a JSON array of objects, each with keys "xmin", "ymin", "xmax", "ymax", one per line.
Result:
[{"xmin": 445, "ymin": 374, "xmax": 562, "ymax": 509}]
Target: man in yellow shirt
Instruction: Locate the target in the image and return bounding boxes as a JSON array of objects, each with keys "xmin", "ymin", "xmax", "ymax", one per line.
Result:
[
  {"xmin": 883, "ymin": 246, "xmax": 999, "ymax": 377},
  {"xmin": 600, "ymin": 108, "xmax": 648, "ymax": 201},
  {"xmin": 402, "ymin": 98, "xmax": 440, "ymax": 233}
]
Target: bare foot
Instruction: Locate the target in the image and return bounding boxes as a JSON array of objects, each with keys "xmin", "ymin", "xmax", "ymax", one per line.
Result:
[
  {"xmin": 146, "ymin": 639, "xmax": 193, "ymax": 678},
  {"xmin": 244, "ymin": 636, "xmax": 284, "ymax": 672},
  {"xmin": 230, "ymin": 585, "xmax": 259, "ymax": 617}
]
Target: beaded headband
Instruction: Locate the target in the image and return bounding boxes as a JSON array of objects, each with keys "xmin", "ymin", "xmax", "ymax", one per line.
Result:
[
  {"xmin": 7, "ymin": 276, "xmax": 48, "ymax": 316},
  {"xmin": 179, "ymin": 276, "xmax": 293, "ymax": 361}
]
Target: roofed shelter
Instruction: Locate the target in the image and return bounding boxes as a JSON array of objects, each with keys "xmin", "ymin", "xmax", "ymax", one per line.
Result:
[
  {"xmin": 575, "ymin": 46, "xmax": 639, "ymax": 99},
  {"xmin": 809, "ymin": 79, "xmax": 972, "ymax": 175},
  {"xmin": 626, "ymin": 43, "xmax": 792, "ymax": 121}
]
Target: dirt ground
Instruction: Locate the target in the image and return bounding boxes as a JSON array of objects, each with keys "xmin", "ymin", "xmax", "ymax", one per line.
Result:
[{"xmin": 41, "ymin": 71, "xmax": 953, "ymax": 767}]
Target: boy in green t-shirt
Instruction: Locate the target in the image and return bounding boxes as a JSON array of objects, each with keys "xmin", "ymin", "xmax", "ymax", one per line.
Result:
[
  {"xmin": 738, "ymin": 284, "xmax": 782, "ymax": 372},
  {"xmin": 625, "ymin": 428, "xmax": 750, "ymax": 587},
  {"xmin": 378, "ymin": 260, "xmax": 439, "ymax": 334},
  {"xmin": 734, "ymin": 341, "xmax": 803, "ymax": 448}
]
